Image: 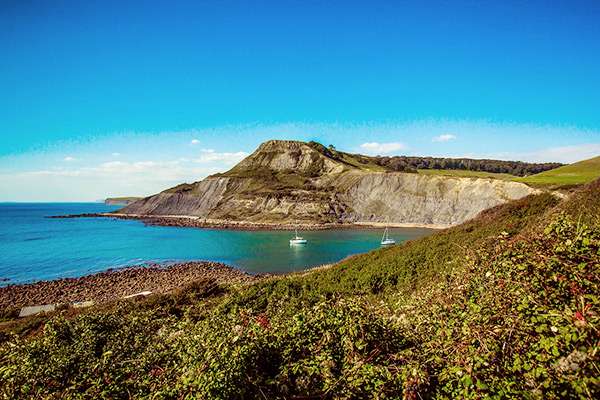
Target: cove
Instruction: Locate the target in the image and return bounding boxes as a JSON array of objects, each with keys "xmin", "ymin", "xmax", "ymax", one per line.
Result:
[{"xmin": 0, "ymin": 203, "xmax": 438, "ymax": 285}]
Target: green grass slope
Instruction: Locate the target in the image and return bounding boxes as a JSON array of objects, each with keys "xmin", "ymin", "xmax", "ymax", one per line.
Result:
[
  {"xmin": 1, "ymin": 182, "xmax": 599, "ymax": 399},
  {"xmin": 517, "ymin": 155, "xmax": 600, "ymax": 187},
  {"xmin": 416, "ymin": 169, "xmax": 517, "ymax": 180}
]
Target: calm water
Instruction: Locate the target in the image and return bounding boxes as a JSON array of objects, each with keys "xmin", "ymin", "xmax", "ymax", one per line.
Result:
[{"xmin": 0, "ymin": 203, "xmax": 437, "ymax": 285}]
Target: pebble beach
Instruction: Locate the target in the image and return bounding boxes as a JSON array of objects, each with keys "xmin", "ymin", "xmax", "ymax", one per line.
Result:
[{"xmin": 0, "ymin": 261, "xmax": 271, "ymax": 311}]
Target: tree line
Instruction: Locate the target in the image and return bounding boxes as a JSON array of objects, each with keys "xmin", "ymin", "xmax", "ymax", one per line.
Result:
[{"xmin": 308, "ymin": 141, "xmax": 562, "ymax": 177}]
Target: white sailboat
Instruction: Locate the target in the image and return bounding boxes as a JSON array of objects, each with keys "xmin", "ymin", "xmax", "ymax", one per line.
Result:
[
  {"xmin": 290, "ymin": 220, "xmax": 307, "ymax": 244},
  {"xmin": 381, "ymin": 227, "xmax": 395, "ymax": 246}
]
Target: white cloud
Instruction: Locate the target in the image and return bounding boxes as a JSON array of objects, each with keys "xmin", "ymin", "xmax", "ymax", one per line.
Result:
[
  {"xmin": 190, "ymin": 139, "xmax": 200, "ymax": 145},
  {"xmin": 432, "ymin": 134, "xmax": 457, "ymax": 142},
  {"xmin": 195, "ymin": 151, "xmax": 249, "ymax": 164},
  {"xmin": 63, "ymin": 156, "xmax": 79, "ymax": 162},
  {"xmin": 100, "ymin": 161, "xmax": 127, "ymax": 169},
  {"xmin": 179, "ymin": 158, "xmax": 190, "ymax": 162},
  {"xmin": 358, "ymin": 142, "xmax": 408, "ymax": 155},
  {"xmin": 201, "ymin": 148, "xmax": 214, "ymax": 153},
  {"xmin": 112, "ymin": 152, "xmax": 120, "ymax": 157},
  {"xmin": 0, "ymin": 160, "xmax": 222, "ymax": 201}
]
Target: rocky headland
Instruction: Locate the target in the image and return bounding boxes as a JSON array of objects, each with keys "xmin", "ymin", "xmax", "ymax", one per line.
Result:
[{"xmin": 115, "ymin": 140, "xmax": 541, "ymax": 227}]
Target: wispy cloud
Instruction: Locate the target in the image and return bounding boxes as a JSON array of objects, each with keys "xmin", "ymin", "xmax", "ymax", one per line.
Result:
[
  {"xmin": 357, "ymin": 142, "xmax": 408, "ymax": 155},
  {"xmin": 19, "ymin": 160, "xmax": 182, "ymax": 178},
  {"xmin": 201, "ymin": 148, "xmax": 214, "ymax": 153},
  {"xmin": 112, "ymin": 152, "xmax": 120, "ymax": 157},
  {"xmin": 195, "ymin": 151, "xmax": 249, "ymax": 164},
  {"xmin": 432, "ymin": 134, "xmax": 456, "ymax": 142},
  {"xmin": 190, "ymin": 139, "xmax": 200, "ymax": 145},
  {"xmin": 63, "ymin": 156, "xmax": 79, "ymax": 162}
]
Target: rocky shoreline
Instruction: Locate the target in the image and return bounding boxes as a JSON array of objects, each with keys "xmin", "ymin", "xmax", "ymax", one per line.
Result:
[
  {"xmin": 0, "ymin": 261, "xmax": 272, "ymax": 311},
  {"xmin": 47, "ymin": 213, "xmax": 447, "ymax": 230},
  {"xmin": 48, "ymin": 213, "xmax": 353, "ymax": 230}
]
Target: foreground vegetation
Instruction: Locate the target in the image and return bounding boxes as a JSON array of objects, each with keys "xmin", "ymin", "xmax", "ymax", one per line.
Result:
[{"xmin": 1, "ymin": 181, "xmax": 599, "ymax": 399}]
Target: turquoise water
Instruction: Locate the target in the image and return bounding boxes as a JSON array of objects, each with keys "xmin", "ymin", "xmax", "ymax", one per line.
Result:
[{"xmin": 0, "ymin": 203, "xmax": 437, "ymax": 285}]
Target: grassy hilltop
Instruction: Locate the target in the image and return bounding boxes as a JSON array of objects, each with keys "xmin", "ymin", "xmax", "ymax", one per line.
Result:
[
  {"xmin": 517, "ymin": 155, "xmax": 600, "ymax": 188},
  {"xmin": 419, "ymin": 154, "xmax": 600, "ymax": 191},
  {"xmin": 1, "ymin": 176, "xmax": 599, "ymax": 398}
]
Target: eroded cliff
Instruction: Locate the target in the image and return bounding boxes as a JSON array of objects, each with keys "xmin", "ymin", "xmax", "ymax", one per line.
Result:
[{"xmin": 118, "ymin": 140, "xmax": 540, "ymax": 227}]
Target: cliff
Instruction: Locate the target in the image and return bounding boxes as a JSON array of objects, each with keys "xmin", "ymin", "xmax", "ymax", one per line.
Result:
[{"xmin": 118, "ymin": 140, "xmax": 540, "ymax": 227}]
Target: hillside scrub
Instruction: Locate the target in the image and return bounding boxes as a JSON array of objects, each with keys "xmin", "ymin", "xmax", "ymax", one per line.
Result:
[
  {"xmin": 1, "ymin": 183, "xmax": 599, "ymax": 399},
  {"xmin": 296, "ymin": 193, "xmax": 560, "ymax": 297}
]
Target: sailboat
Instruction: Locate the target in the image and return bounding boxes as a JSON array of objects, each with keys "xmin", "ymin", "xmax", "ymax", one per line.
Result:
[
  {"xmin": 290, "ymin": 220, "xmax": 307, "ymax": 244},
  {"xmin": 381, "ymin": 227, "xmax": 395, "ymax": 246}
]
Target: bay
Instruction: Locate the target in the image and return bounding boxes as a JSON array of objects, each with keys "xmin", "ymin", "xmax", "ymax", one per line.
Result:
[{"xmin": 0, "ymin": 203, "xmax": 437, "ymax": 285}]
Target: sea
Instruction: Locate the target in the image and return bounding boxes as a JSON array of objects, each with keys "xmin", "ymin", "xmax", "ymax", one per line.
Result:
[{"xmin": 0, "ymin": 203, "xmax": 437, "ymax": 286}]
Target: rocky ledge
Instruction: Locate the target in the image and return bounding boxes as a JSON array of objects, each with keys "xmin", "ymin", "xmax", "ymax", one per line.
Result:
[
  {"xmin": 0, "ymin": 261, "xmax": 271, "ymax": 311},
  {"xmin": 47, "ymin": 213, "xmax": 354, "ymax": 230}
]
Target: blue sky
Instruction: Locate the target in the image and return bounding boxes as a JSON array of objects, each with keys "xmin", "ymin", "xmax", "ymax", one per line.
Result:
[{"xmin": 1, "ymin": 0, "xmax": 599, "ymax": 201}]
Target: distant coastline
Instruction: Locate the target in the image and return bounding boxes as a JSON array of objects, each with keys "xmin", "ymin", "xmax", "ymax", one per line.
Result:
[{"xmin": 103, "ymin": 197, "xmax": 140, "ymax": 206}]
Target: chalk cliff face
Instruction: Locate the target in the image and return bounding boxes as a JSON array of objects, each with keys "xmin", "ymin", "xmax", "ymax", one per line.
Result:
[
  {"xmin": 118, "ymin": 140, "xmax": 540, "ymax": 226},
  {"xmin": 341, "ymin": 173, "xmax": 535, "ymax": 226}
]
